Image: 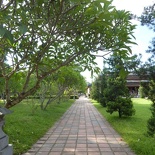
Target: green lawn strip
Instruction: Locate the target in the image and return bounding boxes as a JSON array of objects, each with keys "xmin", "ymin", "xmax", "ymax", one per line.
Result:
[
  {"xmin": 3, "ymin": 99, "xmax": 74, "ymax": 155},
  {"xmin": 92, "ymin": 98, "xmax": 155, "ymax": 155}
]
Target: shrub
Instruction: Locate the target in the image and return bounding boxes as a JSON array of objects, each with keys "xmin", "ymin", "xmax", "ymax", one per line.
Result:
[
  {"xmin": 147, "ymin": 110, "xmax": 155, "ymax": 137},
  {"xmin": 147, "ymin": 80, "xmax": 155, "ymax": 137},
  {"xmin": 105, "ymin": 77, "xmax": 135, "ymax": 118},
  {"xmin": 106, "ymin": 97, "xmax": 135, "ymax": 118},
  {"xmin": 99, "ymin": 97, "xmax": 107, "ymax": 107}
]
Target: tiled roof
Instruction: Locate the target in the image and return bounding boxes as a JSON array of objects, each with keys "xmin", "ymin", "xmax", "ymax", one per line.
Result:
[{"xmin": 126, "ymin": 74, "xmax": 149, "ymax": 87}]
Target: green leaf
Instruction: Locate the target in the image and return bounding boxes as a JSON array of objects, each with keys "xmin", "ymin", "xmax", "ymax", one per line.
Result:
[
  {"xmin": 36, "ymin": 0, "xmax": 44, "ymax": 5},
  {"xmin": 119, "ymin": 68, "xmax": 128, "ymax": 79},
  {"xmin": 4, "ymin": 30, "xmax": 14, "ymax": 45},
  {"xmin": 17, "ymin": 0, "xmax": 23, "ymax": 2},
  {"xmin": 0, "ymin": 25, "xmax": 13, "ymax": 45},
  {"xmin": 0, "ymin": 25, "xmax": 6, "ymax": 37},
  {"xmin": 124, "ymin": 46, "xmax": 132, "ymax": 54},
  {"xmin": 19, "ymin": 24, "xmax": 27, "ymax": 34},
  {"xmin": 70, "ymin": 0, "xmax": 83, "ymax": 3}
]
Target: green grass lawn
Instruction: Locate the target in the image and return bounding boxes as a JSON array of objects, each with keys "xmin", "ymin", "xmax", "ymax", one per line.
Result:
[
  {"xmin": 92, "ymin": 98, "xmax": 155, "ymax": 155},
  {"xmin": 3, "ymin": 99, "xmax": 74, "ymax": 155}
]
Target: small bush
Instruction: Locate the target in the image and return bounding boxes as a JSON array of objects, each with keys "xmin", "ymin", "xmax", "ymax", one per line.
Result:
[
  {"xmin": 147, "ymin": 80, "xmax": 155, "ymax": 137},
  {"xmin": 99, "ymin": 97, "xmax": 107, "ymax": 107},
  {"xmin": 106, "ymin": 97, "xmax": 135, "ymax": 118}
]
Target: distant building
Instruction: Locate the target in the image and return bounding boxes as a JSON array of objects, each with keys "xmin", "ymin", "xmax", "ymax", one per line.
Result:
[
  {"xmin": 126, "ymin": 73, "xmax": 149, "ymax": 97},
  {"xmin": 86, "ymin": 73, "xmax": 149, "ymax": 98}
]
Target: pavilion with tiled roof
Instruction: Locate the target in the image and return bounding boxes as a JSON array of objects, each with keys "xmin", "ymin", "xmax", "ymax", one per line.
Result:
[{"xmin": 126, "ymin": 73, "xmax": 149, "ymax": 97}]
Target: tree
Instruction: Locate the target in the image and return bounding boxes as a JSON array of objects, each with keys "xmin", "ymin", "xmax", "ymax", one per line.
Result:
[
  {"xmin": 0, "ymin": 0, "xmax": 136, "ymax": 108},
  {"xmin": 139, "ymin": 2, "xmax": 155, "ymax": 65},
  {"xmin": 105, "ymin": 54, "xmax": 137, "ymax": 117},
  {"xmin": 140, "ymin": 3, "xmax": 155, "ymax": 136},
  {"xmin": 91, "ymin": 76, "xmax": 101, "ymax": 103},
  {"xmin": 36, "ymin": 66, "xmax": 87, "ymax": 110},
  {"xmin": 147, "ymin": 80, "xmax": 155, "ymax": 137},
  {"xmin": 140, "ymin": 4, "xmax": 155, "ymax": 31},
  {"xmin": 91, "ymin": 70, "xmax": 108, "ymax": 107},
  {"xmin": 91, "ymin": 53, "xmax": 137, "ymax": 117},
  {"xmin": 105, "ymin": 77, "xmax": 135, "ymax": 118}
]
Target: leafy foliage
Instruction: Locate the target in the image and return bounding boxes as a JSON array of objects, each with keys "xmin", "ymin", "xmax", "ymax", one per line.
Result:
[
  {"xmin": 91, "ymin": 70, "xmax": 108, "ymax": 107},
  {"xmin": 0, "ymin": 0, "xmax": 136, "ymax": 108},
  {"xmin": 106, "ymin": 97, "xmax": 135, "ymax": 118},
  {"xmin": 91, "ymin": 73, "xmax": 135, "ymax": 118},
  {"xmin": 140, "ymin": 4, "xmax": 155, "ymax": 31},
  {"xmin": 105, "ymin": 77, "xmax": 135, "ymax": 118},
  {"xmin": 147, "ymin": 80, "xmax": 155, "ymax": 137},
  {"xmin": 37, "ymin": 66, "xmax": 86, "ymax": 110},
  {"xmin": 91, "ymin": 53, "xmax": 138, "ymax": 117},
  {"xmin": 140, "ymin": 3, "xmax": 155, "ymax": 137},
  {"xmin": 139, "ymin": 83, "xmax": 150, "ymax": 98}
]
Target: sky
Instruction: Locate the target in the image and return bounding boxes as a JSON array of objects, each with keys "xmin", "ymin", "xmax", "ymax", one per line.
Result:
[
  {"xmin": 81, "ymin": 0, "xmax": 155, "ymax": 83},
  {"xmin": 113, "ymin": 0, "xmax": 155, "ymax": 61}
]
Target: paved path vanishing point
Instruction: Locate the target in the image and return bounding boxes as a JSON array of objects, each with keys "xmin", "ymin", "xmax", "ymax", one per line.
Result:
[{"xmin": 23, "ymin": 96, "xmax": 136, "ymax": 155}]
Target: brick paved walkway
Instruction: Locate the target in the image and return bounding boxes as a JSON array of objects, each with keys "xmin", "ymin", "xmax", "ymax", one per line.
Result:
[{"xmin": 23, "ymin": 96, "xmax": 136, "ymax": 155}]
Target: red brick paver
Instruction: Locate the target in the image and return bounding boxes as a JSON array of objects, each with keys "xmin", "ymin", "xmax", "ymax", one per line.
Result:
[{"xmin": 23, "ymin": 97, "xmax": 136, "ymax": 155}]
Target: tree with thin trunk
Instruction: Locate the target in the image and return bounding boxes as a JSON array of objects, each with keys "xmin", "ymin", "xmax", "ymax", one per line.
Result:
[
  {"xmin": 38, "ymin": 66, "xmax": 86, "ymax": 110},
  {"xmin": 0, "ymin": 0, "xmax": 136, "ymax": 109}
]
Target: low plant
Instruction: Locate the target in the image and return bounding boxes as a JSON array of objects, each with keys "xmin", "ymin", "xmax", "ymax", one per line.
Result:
[
  {"xmin": 106, "ymin": 97, "xmax": 135, "ymax": 117},
  {"xmin": 105, "ymin": 77, "xmax": 135, "ymax": 117},
  {"xmin": 147, "ymin": 80, "xmax": 155, "ymax": 137}
]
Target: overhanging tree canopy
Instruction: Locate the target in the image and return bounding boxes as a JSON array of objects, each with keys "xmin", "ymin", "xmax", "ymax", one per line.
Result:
[{"xmin": 0, "ymin": 0, "xmax": 136, "ymax": 108}]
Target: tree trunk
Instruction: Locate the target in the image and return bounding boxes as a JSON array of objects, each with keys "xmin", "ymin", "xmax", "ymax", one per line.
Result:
[
  {"xmin": 118, "ymin": 108, "xmax": 122, "ymax": 118},
  {"xmin": 5, "ymin": 82, "xmax": 40, "ymax": 109}
]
